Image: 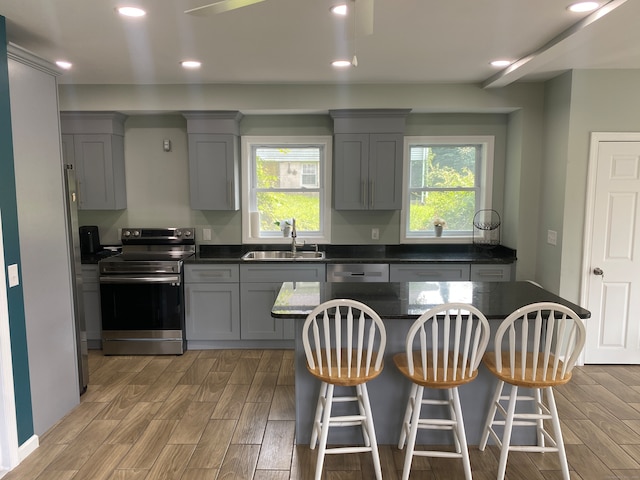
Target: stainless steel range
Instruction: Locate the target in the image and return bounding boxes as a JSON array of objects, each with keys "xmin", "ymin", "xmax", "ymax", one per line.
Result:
[{"xmin": 99, "ymin": 227, "xmax": 195, "ymax": 355}]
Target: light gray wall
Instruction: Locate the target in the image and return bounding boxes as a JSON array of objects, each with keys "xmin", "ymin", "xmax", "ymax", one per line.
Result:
[
  {"xmin": 537, "ymin": 72, "xmax": 573, "ymax": 292},
  {"xmin": 558, "ymin": 70, "xmax": 640, "ymax": 302},
  {"xmin": 67, "ymin": 82, "xmax": 547, "ymax": 278}
]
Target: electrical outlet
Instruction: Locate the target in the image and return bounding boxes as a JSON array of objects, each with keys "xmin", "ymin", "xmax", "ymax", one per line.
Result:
[
  {"xmin": 547, "ymin": 229, "xmax": 557, "ymax": 246},
  {"xmin": 371, "ymin": 228, "xmax": 379, "ymax": 240},
  {"xmin": 202, "ymin": 228, "xmax": 212, "ymax": 241}
]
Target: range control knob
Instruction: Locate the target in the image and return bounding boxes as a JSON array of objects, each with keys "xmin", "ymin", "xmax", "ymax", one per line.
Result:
[
  {"xmin": 133, "ymin": 230, "xmax": 140, "ymax": 237},
  {"xmin": 122, "ymin": 230, "xmax": 131, "ymax": 237},
  {"xmin": 184, "ymin": 230, "xmax": 192, "ymax": 237},
  {"xmin": 175, "ymin": 230, "xmax": 182, "ymax": 237}
]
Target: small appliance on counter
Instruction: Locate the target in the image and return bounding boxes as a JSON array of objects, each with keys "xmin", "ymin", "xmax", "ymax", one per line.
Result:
[{"xmin": 79, "ymin": 225, "xmax": 102, "ymax": 255}]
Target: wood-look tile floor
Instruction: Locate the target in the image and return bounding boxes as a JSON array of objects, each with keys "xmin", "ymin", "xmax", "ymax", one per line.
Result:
[{"xmin": 5, "ymin": 350, "xmax": 640, "ymax": 479}]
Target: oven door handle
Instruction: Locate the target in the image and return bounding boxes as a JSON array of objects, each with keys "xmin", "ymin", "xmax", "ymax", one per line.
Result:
[{"xmin": 99, "ymin": 274, "xmax": 182, "ymax": 285}]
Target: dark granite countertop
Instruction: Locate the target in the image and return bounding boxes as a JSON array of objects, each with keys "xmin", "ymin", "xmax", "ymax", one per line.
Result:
[
  {"xmin": 271, "ymin": 281, "xmax": 590, "ymax": 320},
  {"xmin": 188, "ymin": 244, "xmax": 517, "ymax": 265}
]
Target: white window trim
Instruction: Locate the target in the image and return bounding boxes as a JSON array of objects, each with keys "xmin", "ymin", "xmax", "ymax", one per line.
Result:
[
  {"xmin": 400, "ymin": 135, "xmax": 494, "ymax": 244},
  {"xmin": 241, "ymin": 135, "xmax": 332, "ymax": 244}
]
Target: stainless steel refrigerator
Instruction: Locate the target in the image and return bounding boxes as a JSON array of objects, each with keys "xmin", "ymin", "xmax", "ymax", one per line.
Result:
[{"xmin": 63, "ymin": 164, "xmax": 89, "ymax": 393}]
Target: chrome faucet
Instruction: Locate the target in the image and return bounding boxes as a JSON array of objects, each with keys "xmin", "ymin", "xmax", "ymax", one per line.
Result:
[{"xmin": 290, "ymin": 218, "xmax": 304, "ymax": 254}]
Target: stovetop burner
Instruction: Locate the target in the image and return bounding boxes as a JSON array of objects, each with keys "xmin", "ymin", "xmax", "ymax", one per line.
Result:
[{"xmin": 99, "ymin": 227, "xmax": 196, "ymax": 275}]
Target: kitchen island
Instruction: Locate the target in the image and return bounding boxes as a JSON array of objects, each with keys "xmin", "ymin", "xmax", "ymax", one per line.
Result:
[{"xmin": 271, "ymin": 281, "xmax": 590, "ymax": 445}]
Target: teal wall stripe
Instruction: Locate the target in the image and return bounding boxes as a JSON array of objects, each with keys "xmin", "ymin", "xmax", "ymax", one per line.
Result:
[{"xmin": 0, "ymin": 16, "xmax": 35, "ymax": 445}]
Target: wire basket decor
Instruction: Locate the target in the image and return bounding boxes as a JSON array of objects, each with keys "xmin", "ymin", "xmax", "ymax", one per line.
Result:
[{"xmin": 473, "ymin": 209, "xmax": 501, "ymax": 249}]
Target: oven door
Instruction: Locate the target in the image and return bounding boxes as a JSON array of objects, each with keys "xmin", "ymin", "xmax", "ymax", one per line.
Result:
[{"xmin": 99, "ymin": 273, "xmax": 185, "ymax": 355}]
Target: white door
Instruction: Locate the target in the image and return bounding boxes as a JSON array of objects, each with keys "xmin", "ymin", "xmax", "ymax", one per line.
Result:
[{"xmin": 583, "ymin": 133, "xmax": 640, "ymax": 363}]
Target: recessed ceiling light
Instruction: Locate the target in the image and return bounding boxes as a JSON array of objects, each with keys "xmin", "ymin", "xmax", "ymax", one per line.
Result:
[
  {"xmin": 56, "ymin": 61, "xmax": 72, "ymax": 70},
  {"xmin": 567, "ymin": 2, "xmax": 599, "ymax": 13},
  {"xmin": 331, "ymin": 4, "xmax": 348, "ymax": 15},
  {"xmin": 490, "ymin": 60, "xmax": 512, "ymax": 68},
  {"xmin": 117, "ymin": 6, "xmax": 147, "ymax": 17},
  {"xmin": 331, "ymin": 60, "xmax": 352, "ymax": 68},
  {"xmin": 181, "ymin": 60, "xmax": 202, "ymax": 69}
]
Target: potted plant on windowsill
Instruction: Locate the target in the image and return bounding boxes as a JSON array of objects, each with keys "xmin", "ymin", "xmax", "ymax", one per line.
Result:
[
  {"xmin": 433, "ymin": 217, "xmax": 446, "ymax": 237},
  {"xmin": 275, "ymin": 219, "xmax": 292, "ymax": 237}
]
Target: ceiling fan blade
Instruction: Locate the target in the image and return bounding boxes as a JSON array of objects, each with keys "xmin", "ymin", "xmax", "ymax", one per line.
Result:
[
  {"xmin": 355, "ymin": 0, "xmax": 374, "ymax": 36},
  {"xmin": 185, "ymin": 0, "xmax": 266, "ymax": 16}
]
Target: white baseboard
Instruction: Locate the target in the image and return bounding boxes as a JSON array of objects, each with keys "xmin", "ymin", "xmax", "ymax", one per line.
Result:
[
  {"xmin": 0, "ymin": 435, "xmax": 38, "ymax": 479},
  {"xmin": 18, "ymin": 435, "xmax": 39, "ymax": 462}
]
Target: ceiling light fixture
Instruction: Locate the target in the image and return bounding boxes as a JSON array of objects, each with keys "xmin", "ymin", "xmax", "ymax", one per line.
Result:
[
  {"xmin": 490, "ymin": 60, "xmax": 512, "ymax": 68},
  {"xmin": 330, "ymin": 4, "xmax": 348, "ymax": 15},
  {"xmin": 56, "ymin": 60, "xmax": 72, "ymax": 70},
  {"xmin": 117, "ymin": 6, "xmax": 147, "ymax": 17},
  {"xmin": 567, "ymin": 2, "xmax": 599, "ymax": 13},
  {"xmin": 181, "ymin": 60, "xmax": 202, "ymax": 69},
  {"xmin": 331, "ymin": 60, "xmax": 352, "ymax": 67}
]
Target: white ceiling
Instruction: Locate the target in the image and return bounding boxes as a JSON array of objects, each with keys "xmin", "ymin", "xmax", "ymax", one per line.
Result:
[{"xmin": 1, "ymin": 0, "xmax": 640, "ymax": 87}]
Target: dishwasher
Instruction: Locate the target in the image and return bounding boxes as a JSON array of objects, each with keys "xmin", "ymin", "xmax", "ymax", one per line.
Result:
[{"xmin": 326, "ymin": 263, "xmax": 389, "ymax": 282}]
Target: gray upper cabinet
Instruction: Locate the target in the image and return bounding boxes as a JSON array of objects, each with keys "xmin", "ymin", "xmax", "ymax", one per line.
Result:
[
  {"xmin": 60, "ymin": 112, "xmax": 127, "ymax": 210},
  {"xmin": 330, "ymin": 109, "xmax": 410, "ymax": 211},
  {"xmin": 184, "ymin": 111, "xmax": 243, "ymax": 210}
]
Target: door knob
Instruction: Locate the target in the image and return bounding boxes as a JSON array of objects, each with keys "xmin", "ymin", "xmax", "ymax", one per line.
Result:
[{"xmin": 593, "ymin": 267, "xmax": 604, "ymax": 276}]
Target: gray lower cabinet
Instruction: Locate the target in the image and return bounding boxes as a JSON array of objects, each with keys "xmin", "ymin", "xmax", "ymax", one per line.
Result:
[
  {"xmin": 469, "ymin": 263, "xmax": 513, "ymax": 282},
  {"xmin": 240, "ymin": 264, "xmax": 326, "ymax": 340},
  {"xmin": 81, "ymin": 265, "xmax": 102, "ymax": 348},
  {"xmin": 389, "ymin": 264, "xmax": 471, "ymax": 282},
  {"xmin": 185, "ymin": 264, "xmax": 240, "ymax": 340}
]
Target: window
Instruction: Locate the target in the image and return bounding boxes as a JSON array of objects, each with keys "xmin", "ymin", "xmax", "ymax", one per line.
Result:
[
  {"xmin": 242, "ymin": 136, "xmax": 332, "ymax": 243},
  {"xmin": 402, "ymin": 136, "xmax": 494, "ymax": 242}
]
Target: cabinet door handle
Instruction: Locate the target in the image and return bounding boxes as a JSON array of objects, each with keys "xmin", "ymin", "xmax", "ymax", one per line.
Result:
[
  {"xmin": 227, "ymin": 180, "xmax": 233, "ymax": 208},
  {"xmin": 361, "ymin": 180, "xmax": 366, "ymax": 207}
]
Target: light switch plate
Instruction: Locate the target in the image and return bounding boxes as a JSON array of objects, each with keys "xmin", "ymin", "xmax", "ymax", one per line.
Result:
[
  {"xmin": 202, "ymin": 228, "xmax": 212, "ymax": 241},
  {"xmin": 8, "ymin": 264, "xmax": 19, "ymax": 287},
  {"xmin": 371, "ymin": 228, "xmax": 379, "ymax": 240},
  {"xmin": 547, "ymin": 230, "xmax": 557, "ymax": 246}
]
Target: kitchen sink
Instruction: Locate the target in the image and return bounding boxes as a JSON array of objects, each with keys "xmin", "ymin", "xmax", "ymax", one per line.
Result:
[{"xmin": 241, "ymin": 250, "xmax": 325, "ymax": 261}]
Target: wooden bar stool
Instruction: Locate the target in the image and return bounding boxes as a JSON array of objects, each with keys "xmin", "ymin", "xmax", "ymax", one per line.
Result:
[
  {"xmin": 302, "ymin": 299, "xmax": 387, "ymax": 480},
  {"xmin": 394, "ymin": 303, "xmax": 490, "ymax": 480},
  {"xmin": 479, "ymin": 302, "xmax": 586, "ymax": 480}
]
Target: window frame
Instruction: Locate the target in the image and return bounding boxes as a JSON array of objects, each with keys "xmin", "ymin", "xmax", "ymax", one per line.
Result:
[
  {"xmin": 401, "ymin": 135, "xmax": 494, "ymax": 243},
  {"xmin": 241, "ymin": 135, "xmax": 332, "ymax": 244}
]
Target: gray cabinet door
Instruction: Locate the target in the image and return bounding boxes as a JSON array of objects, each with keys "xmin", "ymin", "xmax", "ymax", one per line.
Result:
[
  {"xmin": 240, "ymin": 282, "xmax": 284, "ymax": 340},
  {"xmin": 469, "ymin": 264, "xmax": 513, "ymax": 282},
  {"xmin": 185, "ymin": 283, "xmax": 241, "ymax": 340},
  {"xmin": 369, "ymin": 133, "xmax": 403, "ymax": 209},
  {"xmin": 334, "ymin": 133, "xmax": 403, "ymax": 210},
  {"xmin": 389, "ymin": 264, "xmax": 471, "ymax": 281},
  {"xmin": 73, "ymin": 134, "xmax": 126, "ymax": 210},
  {"xmin": 334, "ymin": 133, "xmax": 369, "ymax": 210},
  {"xmin": 188, "ymin": 133, "xmax": 239, "ymax": 210}
]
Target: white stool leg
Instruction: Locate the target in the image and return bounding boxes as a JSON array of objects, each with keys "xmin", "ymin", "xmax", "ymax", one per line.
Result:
[
  {"xmin": 451, "ymin": 387, "xmax": 472, "ymax": 480},
  {"xmin": 356, "ymin": 384, "xmax": 371, "ymax": 447},
  {"xmin": 534, "ymin": 387, "xmax": 545, "ymax": 448},
  {"xmin": 310, "ymin": 382, "xmax": 328, "ymax": 449},
  {"xmin": 359, "ymin": 383, "xmax": 382, "ymax": 480},
  {"xmin": 402, "ymin": 384, "xmax": 424, "ymax": 480},
  {"xmin": 398, "ymin": 383, "xmax": 418, "ymax": 449},
  {"xmin": 315, "ymin": 383, "xmax": 334, "ymax": 480},
  {"xmin": 497, "ymin": 384, "xmax": 518, "ymax": 480},
  {"xmin": 546, "ymin": 387, "xmax": 571, "ymax": 480},
  {"xmin": 479, "ymin": 379, "xmax": 504, "ymax": 451}
]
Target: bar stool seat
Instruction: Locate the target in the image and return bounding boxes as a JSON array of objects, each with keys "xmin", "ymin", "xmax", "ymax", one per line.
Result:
[
  {"xmin": 479, "ymin": 302, "xmax": 586, "ymax": 480},
  {"xmin": 394, "ymin": 303, "xmax": 490, "ymax": 480},
  {"xmin": 302, "ymin": 299, "xmax": 387, "ymax": 480}
]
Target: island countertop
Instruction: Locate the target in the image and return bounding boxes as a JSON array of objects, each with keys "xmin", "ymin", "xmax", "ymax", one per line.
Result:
[{"xmin": 271, "ymin": 281, "xmax": 591, "ymax": 320}]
